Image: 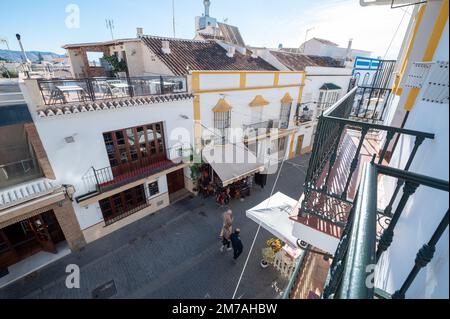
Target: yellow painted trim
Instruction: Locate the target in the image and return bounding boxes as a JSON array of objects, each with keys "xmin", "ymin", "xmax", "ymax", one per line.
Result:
[
  {"xmin": 423, "ymin": 0, "xmax": 448, "ymax": 61},
  {"xmin": 249, "ymin": 95, "xmax": 270, "ymax": 107},
  {"xmin": 288, "ymin": 133, "xmax": 296, "ymax": 159},
  {"xmin": 297, "ymin": 72, "xmax": 307, "ymax": 106},
  {"xmin": 212, "ymin": 98, "xmax": 232, "ymax": 112},
  {"xmin": 393, "ymin": 5, "xmax": 426, "ymax": 96},
  {"xmin": 192, "ymin": 72, "xmax": 200, "ymax": 93},
  {"xmin": 193, "ymin": 95, "xmax": 202, "ymax": 152},
  {"xmin": 240, "ymin": 73, "xmax": 247, "ymax": 89},
  {"xmin": 196, "ymin": 83, "xmax": 303, "ymax": 94},
  {"xmin": 191, "ymin": 71, "xmax": 305, "ymax": 75},
  {"xmin": 404, "ymin": 0, "xmax": 448, "ymax": 111},
  {"xmin": 273, "ymin": 73, "xmax": 280, "ymax": 87},
  {"xmin": 281, "ymin": 92, "xmax": 294, "ymax": 104}
]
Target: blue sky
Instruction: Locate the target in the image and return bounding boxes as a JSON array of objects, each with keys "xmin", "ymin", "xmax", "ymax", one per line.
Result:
[{"xmin": 1, "ymin": 0, "xmax": 411, "ymax": 58}]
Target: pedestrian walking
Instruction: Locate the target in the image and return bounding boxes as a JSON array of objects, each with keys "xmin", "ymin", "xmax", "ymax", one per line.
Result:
[
  {"xmin": 220, "ymin": 224, "xmax": 232, "ymax": 252},
  {"xmin": 219, "ymin": 210, "xmax": 233, "ymax": 239},
  {"xmin": 230, "ymin": 229, "xmax": 243, "ymax": 261}
]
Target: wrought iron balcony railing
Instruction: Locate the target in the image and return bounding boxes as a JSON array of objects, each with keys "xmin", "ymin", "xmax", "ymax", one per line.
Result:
[
  {"xmin": 243, "ymin": 120, "xmax": 274, "ymax": 139},
  {"xmin": 38, "ymin": 75, "xmax": 188, "ymax": 106},
  {"xmin": 322, "ymin": 160, "xmax": 449, "ymax": 299},
  {"xmin": 299, "ymin": 87, "xmax": 435, "ymax": 227},
  {"xmin": 76, "ymin": 152, "xmax": 184, "ymax": 202}
]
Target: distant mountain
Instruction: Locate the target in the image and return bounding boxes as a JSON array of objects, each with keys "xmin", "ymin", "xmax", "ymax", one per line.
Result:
[{"xmin": 0, "ymin": 50, "xmax": 65, "ymax": 63}]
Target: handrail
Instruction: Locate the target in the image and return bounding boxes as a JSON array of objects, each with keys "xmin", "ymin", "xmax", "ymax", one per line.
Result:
[
  {"xmin": 282, "ymin": 245, "xmax": 309, "ymax": 299},
  {"xmin": 327, "ymin": 159, "xmax": 449, "ymax": 299}
]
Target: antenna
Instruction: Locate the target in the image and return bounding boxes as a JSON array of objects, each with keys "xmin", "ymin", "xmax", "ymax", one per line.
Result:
[
  {"xmin": 106, "ymin": 19, "xmax": 115, "ymax": 40},
  {"xmin": 172, "ymin": 0, "xmax": 176, "ymax": 38}
]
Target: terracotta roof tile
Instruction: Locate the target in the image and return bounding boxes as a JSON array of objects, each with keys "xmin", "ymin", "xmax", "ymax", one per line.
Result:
[
  {"xmin": 271, "ymin": 50, "xmax": 343, "ymax": 71},
  {"xmin": 141, "ymin": 36, "xmax": 277, "ymax": 75}
]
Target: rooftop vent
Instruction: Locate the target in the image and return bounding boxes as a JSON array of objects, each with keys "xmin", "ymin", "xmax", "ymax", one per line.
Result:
[
  {"xmin": 226, "ymin": 46, "xmax": 235, "ymax": 58},
  {"xmin": 162, "ymin": 40, "xmax": 171, "ymax": 54}
]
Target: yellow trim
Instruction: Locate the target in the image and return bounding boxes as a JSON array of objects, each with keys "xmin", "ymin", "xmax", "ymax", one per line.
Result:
[
  {"xmin": 193, "ymin": 95, "xmax": 202, "ymax": 152},
  {"xmin": 249, "ymin": 95, "xmax": 270, "ymax": 107},
  {"xmin": 273, "ymin": 73, "xmax": 280, "ymax": 87},
  {"xmin": 297, "ymin": 72, "xmax": 307, "ymax": 106},
  {"xmin": 196, "ymin": 83, "xmax": 303, "ymax": 94},
  {"xmin": 423, "ymin": 0, "xmax": 448, "ymax": 61},
  {"xmin": 212, "ymin": 98, "xmax": 232, "ymax": 112},
  {"xmin": 393, "ymin": 5, "xmax": 426, "ymax": 96},
  {"xmin": 288, "ymin": 133, "xmax": 296, "ymax": 160},
  {"xmin": 240, "ymin": 73, "xmax": 246, "ymax": 88},
  {"xmin": 404, "ymin": 0, "xmax": 448, "ymax": 111},
  {"xmin": 192, "ymin": 72, "xmax": 200, "ymax": 93},
  {"xmin": 281, "ymin": 92, "xmax": 293, "ymax": 104}
]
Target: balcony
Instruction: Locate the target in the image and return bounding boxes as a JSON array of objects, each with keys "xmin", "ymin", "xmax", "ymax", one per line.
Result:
[
  {"xmin": 243, "ymin": 120, "xmax": 274, "ymax": 141},
  {"xmin": 76, "ymin": 154, "xmax": 185, "ymax": 203},
  {"xmin": 37, "ymin": 75, "xmax": 188, "ymax": 106},
  {"xmin": 283, "ymin": 86, "xmax": 440, "ymax": 299},
  {"xmin": 0, "ymin": 159, "xmax": 43, "ymax": 190}
]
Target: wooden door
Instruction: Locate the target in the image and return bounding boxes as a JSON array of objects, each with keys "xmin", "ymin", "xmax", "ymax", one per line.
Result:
[
  {"xmin": 296, "ymin": 135, "xmax": 304, "ymax": 156},
  {"xmin": 167, "ymin": 169, "xmax": 185, "ymax": 194},
  {"xmin": 28, "ymin": 216, "xmax": 57, "ymax": 254}
]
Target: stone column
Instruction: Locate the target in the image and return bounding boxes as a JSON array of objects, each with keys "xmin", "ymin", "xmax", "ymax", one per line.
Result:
[{"xmin": 53, "ymin": 199, "xmax": 86, "ymax": 251}]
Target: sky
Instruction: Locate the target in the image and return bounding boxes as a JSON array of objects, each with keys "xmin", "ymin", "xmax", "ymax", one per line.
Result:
[{"xmin": 1, "ymin": 0, "xmax": 412, "ymax": 59}]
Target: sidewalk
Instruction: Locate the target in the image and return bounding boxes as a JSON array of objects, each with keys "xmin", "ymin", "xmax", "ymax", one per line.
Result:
[{"xmin": 0, "ymin": 155, "xmax": 310, "ymax": 299}]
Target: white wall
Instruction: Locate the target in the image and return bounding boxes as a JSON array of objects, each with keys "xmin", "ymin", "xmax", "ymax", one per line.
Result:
[
  {"xmin": 26, "ymin": 99, "xmax": 194, "ymax": 230},
  {"xmin": 375, "ymin": 4, "xmax": 449, "ymax": 298}
]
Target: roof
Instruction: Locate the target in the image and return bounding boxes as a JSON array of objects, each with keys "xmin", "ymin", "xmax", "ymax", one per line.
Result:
[
  {"xmin": 141, "ymin": 36, "xmax": 276, "ymax": 75},
  {"xmin": 37, "ymin": 93, "xmax": 194, "ymax": 118},
  {"xmin": 311, "ymin": 38, "xmax": 339, "ymax": 46},
  {"xmin": 0, "ymin": 178, "xmax": 61, "ymax": 210},
  {"xmin": 62, "ymin": 38, "xmax": 139, "ymax": 49},
  {"xmin": 271, "ymin": 50, "xmax": 343, "ymax": 71},
  {"xmin": 320, "ymin": 83, "xmax": 342, "ymax": 90}
]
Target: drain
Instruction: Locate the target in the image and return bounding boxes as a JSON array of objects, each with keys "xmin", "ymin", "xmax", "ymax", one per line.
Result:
[{"xmin": 92, "ymin": 280, "xmax": 117, "ymax": 299}]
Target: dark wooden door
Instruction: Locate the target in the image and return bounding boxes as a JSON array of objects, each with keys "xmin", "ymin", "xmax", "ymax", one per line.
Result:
[
  {"xmin": 28, "ymin": 216, "xmax": 57, "ymax": 254},
  {"xmin": 296, "ymin": 135, "xmax": 304, "ymax": 156},
  {"xmin": 167, "ymin": 169, "xmax": 185, "ymax": 194}
]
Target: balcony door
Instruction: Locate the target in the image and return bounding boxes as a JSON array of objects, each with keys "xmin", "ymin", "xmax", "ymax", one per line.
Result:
[{"xmin": 103, "ymin": 122, "xmax": 166, "ymax": 177}]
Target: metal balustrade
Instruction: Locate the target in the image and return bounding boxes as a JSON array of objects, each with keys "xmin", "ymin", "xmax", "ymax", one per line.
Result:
[
  {"xmin": 299, "ymin": 86, "xmax": 435, "ymax": 227},
  {"xmin": 322, "ymin": 160, "xmax": 449, "ymax": 299},
  {"xmin": 38, "ymin": 75, "xmax": 188, "ymax": 105}
]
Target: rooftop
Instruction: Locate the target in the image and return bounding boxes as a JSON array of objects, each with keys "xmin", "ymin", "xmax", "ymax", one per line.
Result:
[
  {"xmin": 271, "ymin": 50, "xmax": 343, "ymax": 71},
  {"xmin": 141, "ymin": 36, "xmax": 277, "ymax": 75}
]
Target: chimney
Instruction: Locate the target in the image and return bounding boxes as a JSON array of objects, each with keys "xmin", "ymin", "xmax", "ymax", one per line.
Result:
[
  {"xmin": 136, "ymin": 27, "xmax": 144, "ymax": 38},
  {"xmin": 226, "ymin": 46, "xmax": 235, "ymax": 58},
  {"xmin": 161, "ymin": 40, "xmax": 171, "ymax": 54},
  {"xmin": 346, "ymin": 38, "xmax": 353, "ymax": 61}
]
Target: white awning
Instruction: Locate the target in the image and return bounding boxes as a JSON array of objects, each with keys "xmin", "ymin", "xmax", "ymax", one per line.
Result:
[
  {"xmin": 203, "ymin": 143, "xmax": 265, "ymax": 187},
  {"xmin": 246, "ymin": 192, "xmax": 300, "ymax": 247}
]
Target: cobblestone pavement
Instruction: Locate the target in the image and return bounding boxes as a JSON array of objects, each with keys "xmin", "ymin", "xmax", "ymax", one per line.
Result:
[{"xmin": 0, "ymin": 155, "xmax": 310, "ymax": 299}]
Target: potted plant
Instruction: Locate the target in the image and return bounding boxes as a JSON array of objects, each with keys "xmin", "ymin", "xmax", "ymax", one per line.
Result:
[
  {"xmin": 103, "ymin": 55, "xmax": 128, "ymax": 77},
  {"xmin": 261, "ymin": 237, "xmax": 283, "ymax": 268}
]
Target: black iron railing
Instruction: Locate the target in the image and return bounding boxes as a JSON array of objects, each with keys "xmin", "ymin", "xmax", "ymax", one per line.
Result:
[
  {"xmin": 243, "ymin": 120, "xmax": 274, "ymax": 139},
  {"xmin": 38, "ymin": 75, "xmax": 188, "ymax": 105},
  {"xmin": 299, "ymin": 87, "xmax": 435, "ymax": 227},
  {"xmin": 352, "ymin": 86, "xmax": 392, "ymax": 123},
  {"xmin": 322, "ymin": 160, "xmax": 449, "ymax": 299}
]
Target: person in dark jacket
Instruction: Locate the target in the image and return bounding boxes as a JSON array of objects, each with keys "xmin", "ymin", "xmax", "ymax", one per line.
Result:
[{"xmin": 230, "ymin": 229, "xmax": 243, "ymax": 260}]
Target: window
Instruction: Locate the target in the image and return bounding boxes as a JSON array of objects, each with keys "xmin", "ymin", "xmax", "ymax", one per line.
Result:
[
  {"xmin": 148, "ymin": 181, "xmax": 159, "ymax": 196},
  {"xmin": 279, "ymin": 102, "xmax": 292, "ymax": 129},
  {"xmin": 99, "ymin": 185, "xmax": 147, "ymax": 224},
  {"xmin": 86, "ymin": 52, "xmax": 104, "ymax": 67},
  {"xmin": 317, "ymin": 89, "xmax": 341, "ymax": 112},
  {"xmin": 213, "ymin": 111, "xmax": 231, "ymax": 145},
  {"xmin": 102, "ymin": 122, "xmax": 167, "ymax": 173}
]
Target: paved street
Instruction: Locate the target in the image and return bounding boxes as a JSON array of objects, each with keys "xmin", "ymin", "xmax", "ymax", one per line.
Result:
[{"xmin": 0, "ymin": 155, "xmax": 309, "ymax": 299}]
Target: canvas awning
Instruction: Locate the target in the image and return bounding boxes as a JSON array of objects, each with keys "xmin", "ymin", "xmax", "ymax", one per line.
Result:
[
  {"xmin": 202, "ymin": 143, "xmax": 264, "ymax": 187},
  {"xmin": 246, "ymin": 192, "xmax": 300, "ymax": 247}
]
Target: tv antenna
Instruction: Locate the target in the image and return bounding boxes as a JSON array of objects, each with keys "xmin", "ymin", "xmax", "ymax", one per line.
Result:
[
  {"xmin": 106, "ymin": 19, "xmax": 115, "ymax": 40},
  {"xmin": 172, "ymin": 0, "xmax": 176, "ymax": 38}
]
